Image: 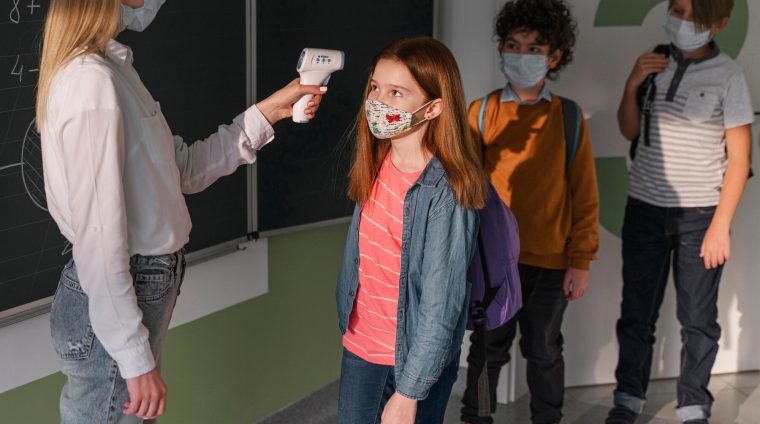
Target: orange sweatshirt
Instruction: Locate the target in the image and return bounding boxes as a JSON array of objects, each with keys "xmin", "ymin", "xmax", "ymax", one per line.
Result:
[{"xmin": 469, "ymin": 90, "xmax": 599, "ymax": 270}]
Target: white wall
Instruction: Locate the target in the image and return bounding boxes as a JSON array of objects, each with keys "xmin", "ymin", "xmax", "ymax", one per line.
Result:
[{"xmin": 440, "ymin": 0, "xmax": 760, "ymax": 397}]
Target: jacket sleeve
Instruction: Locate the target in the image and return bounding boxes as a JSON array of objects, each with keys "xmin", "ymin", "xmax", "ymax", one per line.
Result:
[
  {"xmin": 394, "ymin": 198, "xmax": 478, "ymax": 400},
  {"xmin": 566, "ymin": 109, "xmax": 600, "ymax": 270}
]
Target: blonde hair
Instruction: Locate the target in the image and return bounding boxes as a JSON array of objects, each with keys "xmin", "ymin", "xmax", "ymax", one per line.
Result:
[
  {"xmin": 36, "ymin": 0, "xmax": 121, "ymax": 129},
  {"xmin": 348, "ymin": 37, "xmax": 487, "ymax": 209}
]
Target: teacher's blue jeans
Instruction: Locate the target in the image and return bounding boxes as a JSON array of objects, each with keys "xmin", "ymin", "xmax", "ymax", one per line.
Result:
[{"xmin": 51, "ymin": 250, "xmax": 185, "ymax": 424}]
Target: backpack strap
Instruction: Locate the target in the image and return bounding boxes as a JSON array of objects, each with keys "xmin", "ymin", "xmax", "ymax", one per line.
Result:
[
  {"xmin": 477, "ymin": 94, "xmax": 489, "ymax": 139},
  {"xmin": 477, "ymin": 89, "xmax": 502, "ymax": 141},
  {"xmin": 477, "ymin": 232, "xmax": 500, "ymax": 309},
  {"xmin": 473, "ymin": 230, "xmax": 499, "ymax": 417},
  {"xmin": 631, "ymin": 44, "xmax": 671, "ymax": 160},
  {"xmin": 559, "ymin": 96, "xmax": 581, "ymax": 172}
]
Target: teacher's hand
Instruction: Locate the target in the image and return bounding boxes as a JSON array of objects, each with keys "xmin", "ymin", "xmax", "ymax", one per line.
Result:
[
  {"xmin": 123, "ymin": 368, "xmax": 167, "ymax": 420},
  {"xmin": 256, "ymin": 78, "xmax": 326, "ymax": 124}
]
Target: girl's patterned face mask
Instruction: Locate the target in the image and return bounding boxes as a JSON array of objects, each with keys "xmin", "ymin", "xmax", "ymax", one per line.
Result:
[{"xmin": 365, "ymin": 98, "xmax": 434, "ymax": 139}]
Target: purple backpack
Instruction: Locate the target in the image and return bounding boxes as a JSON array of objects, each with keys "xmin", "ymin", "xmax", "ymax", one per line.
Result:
[
  {"xmin": 467, "ymin": 89, "xmax": 582, "ymax": 330},
  {"xmin": 467, "ymin": 181, "xmax": 522, "ymax": 332},
  {"xmin": 466, "ymin": 182, "xmax": 522, "ymax": 417}
]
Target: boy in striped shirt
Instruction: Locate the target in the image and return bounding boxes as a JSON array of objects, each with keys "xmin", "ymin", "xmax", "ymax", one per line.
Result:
[{"xmin": 607, "ymin": 1, "xmax": 753, "ymax": 423}]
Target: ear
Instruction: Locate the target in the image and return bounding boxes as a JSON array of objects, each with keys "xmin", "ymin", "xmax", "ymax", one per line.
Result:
[
  {"xmin": 424, "ymin": 99, "xmax": 443, "ymax": 120},
  {"xmin": 547, "ymin": 49, "xmax": 563, "ymax": 70},
  {"xmin": 711, "ymin": 16, "xmax": 730, "ymax": 37}
]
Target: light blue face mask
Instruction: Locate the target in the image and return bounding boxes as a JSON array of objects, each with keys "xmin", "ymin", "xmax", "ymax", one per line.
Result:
[
  {"xmin": 119, "ymin": 0, "xmax": 166, "ymax": 33},
  {"xmin": 664, "ymin": 14, "xmax": 712, "ymax": 52},
  {"xmin": 500, "ymin": 53, "xmax": 548, "ymax": 89}
]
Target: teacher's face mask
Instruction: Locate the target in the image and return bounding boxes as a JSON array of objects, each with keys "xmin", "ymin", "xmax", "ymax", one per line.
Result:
[{"xmin": 119, "ymin": 0, "xmax": 165, "ymax": 32}]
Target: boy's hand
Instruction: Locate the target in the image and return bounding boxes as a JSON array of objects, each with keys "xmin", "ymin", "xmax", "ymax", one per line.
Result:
[
  {"xmin": 626, "ymin": 53, "xmax": 669, "ymax": 91},
  {"xmin": 700, "ymin": 224, "xmax": 731, "ymax": 269},
  {"xmin": 256, "ymin": 78, "xmax": 327, "ymax": 124},
  {"xmin": 381, "ymin": 392, "xmax": 417, "ymax": 424},
  {"xmin": 123, "ymin": 368, "xmax": 167, "ymax": 420},
  {"xmin": 563, "ymin": 267, "xmax": 589, "ymax": 301}
]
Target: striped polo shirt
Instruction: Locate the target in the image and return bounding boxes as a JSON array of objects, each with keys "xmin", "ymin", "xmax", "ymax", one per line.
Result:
[
  {"xmin": 343, "ymin": 155, "xmax": 420, "ymax": 365},
  {"xmin": 629, "ymin": 43, "xmax": 754, "ymax": 207}
]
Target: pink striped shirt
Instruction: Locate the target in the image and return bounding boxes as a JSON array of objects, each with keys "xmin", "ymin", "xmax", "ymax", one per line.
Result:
[{"xmin": 343, "ymin": 155, "xmax": 421, "ymax": 365}]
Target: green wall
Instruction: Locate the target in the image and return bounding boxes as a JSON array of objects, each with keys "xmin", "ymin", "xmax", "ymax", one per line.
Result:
[{"xmin": 0, "ymin": 223, "xmax": 349, "ymax": 423}]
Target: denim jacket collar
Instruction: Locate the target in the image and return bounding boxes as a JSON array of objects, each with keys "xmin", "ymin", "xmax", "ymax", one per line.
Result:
[{"xmin": 416, "ymin": 156, "xmax": 446, "ymax": 188}]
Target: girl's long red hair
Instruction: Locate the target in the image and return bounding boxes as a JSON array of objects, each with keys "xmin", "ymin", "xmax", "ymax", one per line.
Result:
[{"xmin": 347, "ymin": 37, "xmax": 487, "ymax": 209}]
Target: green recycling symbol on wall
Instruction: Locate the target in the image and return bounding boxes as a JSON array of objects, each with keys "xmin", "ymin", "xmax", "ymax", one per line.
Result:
[{"xmin": 592, "ymin": 0, "xmax": 749, "ymax": 237}]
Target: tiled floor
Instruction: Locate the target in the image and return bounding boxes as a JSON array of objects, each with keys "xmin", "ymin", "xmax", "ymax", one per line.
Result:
[{"xmin": 260, "ymin": 370, "xmax": 760, "ymax": 423}]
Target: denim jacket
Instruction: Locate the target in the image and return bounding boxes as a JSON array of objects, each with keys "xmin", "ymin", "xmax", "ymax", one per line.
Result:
[{"xmin": 336, "ymin": 157, "xmax": 479, "ymax": 400}]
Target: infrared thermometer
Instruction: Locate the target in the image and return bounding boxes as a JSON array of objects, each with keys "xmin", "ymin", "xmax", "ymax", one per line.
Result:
[{"xmin": 293, "ymin": 48, "xmax": 345, "ymax": 123}]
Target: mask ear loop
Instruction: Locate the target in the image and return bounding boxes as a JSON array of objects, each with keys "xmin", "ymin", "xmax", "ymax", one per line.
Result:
[{"xmin": 410, "ymin": 99, "xmax": 438, "ymax": 128}]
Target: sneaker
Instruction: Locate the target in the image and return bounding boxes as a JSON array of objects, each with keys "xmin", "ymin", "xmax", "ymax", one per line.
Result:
[
  {"xmin": 683, "ymin": 420, "xmax": 708, "ymax": 424},
  {"xmin": 605, "ymin": 405, "xmax": 638, "ymax": 424}
]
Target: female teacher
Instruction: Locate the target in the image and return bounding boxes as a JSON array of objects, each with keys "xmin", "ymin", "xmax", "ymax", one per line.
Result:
[{"xmin": 38, "ymin": 1, "xmax": 325, "ymax": 422}]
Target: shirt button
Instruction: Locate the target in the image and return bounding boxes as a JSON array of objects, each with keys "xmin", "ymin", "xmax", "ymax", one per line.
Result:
[
  {"xmin": 349, "ymin": 290, "xmax": 355, "ymax": 296},
  {"xmin": 353, "ymin": 257, "xmax": 359, "ymax": 264},
  {"xmin": 404, "ymin": 207, "xmax": 410, "ymax": 215},
  {"xmin": 399, "ymin": 310, "xmax": 404, "ymax": 319},
  {"xmin": 397, "ymin": 344, "xmax": 402, "ymax": 351}
]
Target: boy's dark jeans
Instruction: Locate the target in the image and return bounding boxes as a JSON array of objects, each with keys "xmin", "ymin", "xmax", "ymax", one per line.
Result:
[
  {"xmin": 613, "ymin": 197, "xmax": 722, "ymax": 421},
  {"xmin": 462, "ymin": 264, "xmax": 568, "ymax": 424}
]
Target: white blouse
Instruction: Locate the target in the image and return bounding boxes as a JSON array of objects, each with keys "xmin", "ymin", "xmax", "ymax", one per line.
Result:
[{"xmin": 41, "ymin": 39, "xmax": 274, "ymax": 379}]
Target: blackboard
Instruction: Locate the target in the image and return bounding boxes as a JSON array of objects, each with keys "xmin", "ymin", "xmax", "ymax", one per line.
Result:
[
  {"xmin": 255, "ymin": 0, "xmax": 435, "ymax": 232},
  {"xmin": 120, "ymin": 0, "xmax": 249, "ymax": 252},
  {"xmin": 0, "ymin": 0, "xmax": 249, "ymax": 316}
]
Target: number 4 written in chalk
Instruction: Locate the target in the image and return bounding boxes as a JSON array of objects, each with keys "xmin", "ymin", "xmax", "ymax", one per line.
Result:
[{"xmin": 10, "ymin": 55, "xmax": 38, "ymax": 83}]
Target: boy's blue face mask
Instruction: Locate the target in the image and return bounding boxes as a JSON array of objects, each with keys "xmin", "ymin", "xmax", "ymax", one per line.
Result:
[
  {"xmin": 664, "ymin": 14, "xmax": 712, "ymax": 52},
  {"xmin": 500, "ymin": 53, "xmax": 547, "ymax": 89}
]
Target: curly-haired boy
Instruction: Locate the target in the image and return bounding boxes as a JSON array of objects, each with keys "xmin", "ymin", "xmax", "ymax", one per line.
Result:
[{"xmin": 461, "ymin": 1, "xmax": 599, "ymax": 423}]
